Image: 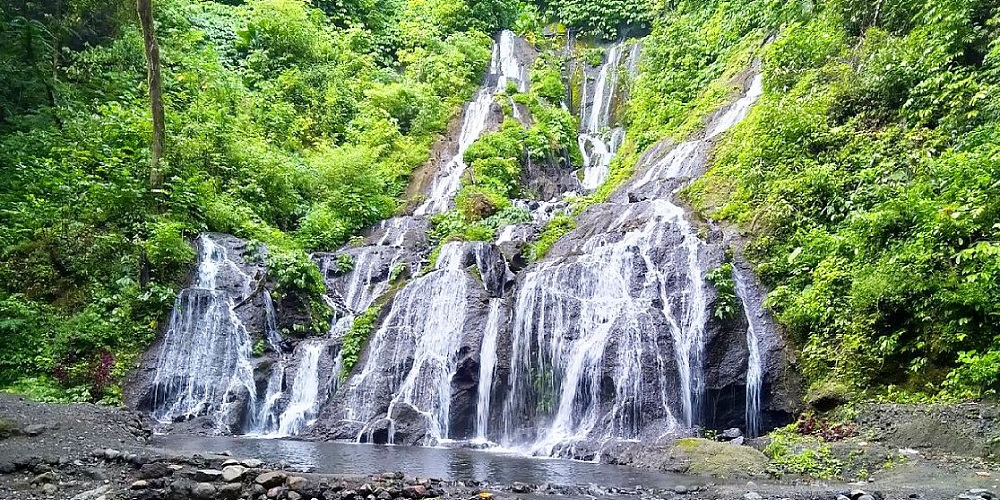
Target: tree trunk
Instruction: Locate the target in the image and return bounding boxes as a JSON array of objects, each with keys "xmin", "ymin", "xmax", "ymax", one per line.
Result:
[{"xmin": 137, "ymin": 0, "xmax": 165, "ymax": 191}]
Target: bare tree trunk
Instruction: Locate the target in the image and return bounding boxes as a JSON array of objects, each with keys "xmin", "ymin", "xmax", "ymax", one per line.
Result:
[{"xmin": 137, "ymin": 0, "xmax": 165, "ymax": 191}]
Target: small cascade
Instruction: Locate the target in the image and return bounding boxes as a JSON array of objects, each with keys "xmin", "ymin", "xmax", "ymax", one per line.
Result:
[
  {"xmin": 577, "ymin": 40, "xmax": 641, "ymax": 190},
  {"xmin": 324, "ymin": 242, "xmax": 507, "ymax": 445},
  {"xmin": 275, "ymin": 340, "xmax": 328, "ymax": 436},
  {"xmin": 706, "ymin": 75, "xmax": 763, "ymax": 139},
  {"xmin": 496, "ymin": 30, "xmax": 529, "ymax": 93},
  {"xmin": 148, "ymin": 235, "xmax": 257, "ymax": 434},
  {"xmin": 415, "ymin": 30, "xmax": 530, "ymax": 216},
  {"xmin": 733, "ymin": 266, "xmax": 767, "ymax": 438},
  {"xmin": 474, "ymin": 299, "xmax": 505, "ymax": 442},
  {"xmin": 499, "ymin": 201, "xmax": 697, "ymax": 454},
  {"xmin": 246, "ymin": 291, "xmax": 286, "ymax": 435}
]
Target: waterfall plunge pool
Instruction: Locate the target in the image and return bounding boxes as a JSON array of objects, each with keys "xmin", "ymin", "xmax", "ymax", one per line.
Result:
[{"xmin": 152, "ymin": 436, "xmax": 706, "ymax": 489}]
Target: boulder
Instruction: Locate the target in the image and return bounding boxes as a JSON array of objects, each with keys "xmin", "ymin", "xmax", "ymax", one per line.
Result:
[
  {"xmin": 191, "ymin": 482, "xmax": 217, "ymax": 500},
  {"xmin": 288, "ymin": 476, "xmax": 310, "ymax": 491},
  {"xmin": 218, "ymin": 483, "xmax": 243, "ymax": 499},
  {"xmin": 222, "ymin": 465, "xmax": 246, "ymax": 482},
  {"xmin": 139, "ymin": 463, "xmax": 173, "ymax": 480},
  {"xmin": 256, "ymin": 471, "xmax": 287, "ymax": 488}
]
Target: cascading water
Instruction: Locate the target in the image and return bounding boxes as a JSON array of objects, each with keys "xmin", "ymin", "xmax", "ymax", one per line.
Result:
[
  {"xmin": 577, "ymin": 40, "xmax": 641, "ymax": 190},
  {"xmin": 499, "ymin": 201, "xmax": 698, "ymax": 455},
  {"xmin": 246, "ymin": 291, "xmax": 286, "ymax": 435},
  {"xmin": 486, "ymin": 73, "xmax": 766, "ymax": 454},
  {"xmin": 275, "ymin": 340, "xmax": 328, "ymax": 436},
  {"xmin": 141, "ymin": 29, "xmax": 778, "ymax": 451},
  {"xmin": 334, "ymin": 242, "xmax": 507, "ymax": 445},
  {"xmin": 148, "ymin": 235, "xmax": 257, "ymax": 434},
  {"xmin": 474, "ymin": 299, "xmax": 505, "ymax": 442},
  {"xmin": 734, "ymin": 266, "xmax": 766, "ymax": 438},
  {"xmin": 414, "ymin": 30, "xmax": 529, "ymax": 216}
]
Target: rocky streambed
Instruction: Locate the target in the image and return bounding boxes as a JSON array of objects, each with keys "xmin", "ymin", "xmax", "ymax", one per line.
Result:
[{"xmin": 2, "ymin": 394, "xmax": 1000, "ymax": 500}]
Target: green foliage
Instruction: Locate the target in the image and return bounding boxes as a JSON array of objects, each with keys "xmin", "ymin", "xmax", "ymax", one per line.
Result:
[
  {"xmin": 3, "ymin": 377, "xmax": 92, "ymax": 404},
  {"xmin": 340, "ymin": 305, "xmax": 381, "ymax": 376},
  {"xmin": 706, "ymin": 262, "xmax": 739, "ymax": 320},
  {"xmin": 533, "ymin": 0, "xmax": 658, "ymax": 40},
  {"xmin": 144, "ymin": 222, "xmax": 196, "ymax": 279},
  {"xmin": 0, "ymin": 0, "xmax": 492, "ymax": 401},
  {"xmin": 685, "ymin": 0, "xmax": 1000, "ymax": 398},
  {"xmin": 331, "ymin": 253, "xmax": 355, "ymax": 275},
  {"xmin": 526, "ymin": 213, "xmax": 575, "ymax": 262},
  {"xmin": 764, "ymin": 425, "xmax": 844, "ymax": 479}
]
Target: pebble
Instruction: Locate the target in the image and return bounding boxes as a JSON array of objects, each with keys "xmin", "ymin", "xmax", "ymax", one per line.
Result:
[
  {"xmin": 242, "ymin": 458, "xmax": 264, "ymax": 468},
  {"xmin": 289, "ymin": 492, "xmax": 303, "ymax": 500},
  {"xmin": 40, "ymin": 483, "xmax": 58, "ymax": 496},
  {"xmin": 139, "ymin": 462, "xmax": 173, "ymax": 479},
  {"xmin": 744, "ymin": 492, "xmax": 762, "ymax": 500},
  {"xmin": 130, "ymin": 480, "xmax": 149, "ymax": 489},
  {"xmin": 219, "ymin": 483, "xmax": 244, "ymax": 499},
  {"xmin": 23, "ymin": 424, "xmax": 46, "ymax": 436},
  {"xmin": 103, "ymin": 448, "xmax": 121, "ymax": 460},
  {"xmin": 673, "ymin": 485, "xmax": 688, "ymax": 494},
  {"xmin": 403, "ymin": 484, "xmax": 429, "ymax": 498}
]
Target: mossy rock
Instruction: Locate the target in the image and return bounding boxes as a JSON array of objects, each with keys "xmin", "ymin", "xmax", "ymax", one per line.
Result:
[
  {"xmin": 0, "ymin": 417, "xmax": 19, "ymax": 439},
  {"xmin": 670, "ymin": 438, "xmax": 770, "ymax": 479},
  {"xmin": 806, "ymin": 380, "xmax": 852, "ymax": 412}
]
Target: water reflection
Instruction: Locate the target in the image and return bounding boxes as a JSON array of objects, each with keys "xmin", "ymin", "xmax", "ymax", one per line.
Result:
[{"xmin": 153, "ymin": 436, "xmax": 700, "ymax": 489}]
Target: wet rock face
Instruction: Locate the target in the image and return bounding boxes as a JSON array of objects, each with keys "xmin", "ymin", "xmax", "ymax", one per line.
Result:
[
  {"xmin": 362, "ymin": 217, "xmax": 430, "ymax": 252},
  {"xmin": 308, "ymin": 242, "xmax": 507, "ymax": 445},
  {"xmin": 125, "ymin": 234, "xmax": 269, "ymax": 426},
  {"xmin": 495, "ymin": 201, "xmax": 722, "ymax": 448},
  {"xmin": 495, "ymin": 224, "xmax": 538, "ymax": 272}
]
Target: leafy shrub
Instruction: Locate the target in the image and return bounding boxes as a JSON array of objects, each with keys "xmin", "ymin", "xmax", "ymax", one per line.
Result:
[
  {"xmin": 526, "ymin": 214, "xmax": 575, "ymax": 262},
  {"xmin": 340, "ymin": 305, "xmax": 381, "ymax": 377},
  {"xmin": 265, "ymin": 248, "xmax": 326, "ymax": 298},
  {"xmin": 706, "ymin": 263, "xmax": 739, "ymax": 320},
  {"xmin": 332, "ymin": 253, "xmax": 355, "ymax": 275},
  {"xmin": 144, "ymin": 221, "xmax": 196, "ymax": 275},
  {"xmin": 535, "ymin": 0, "xmax": 658, "ymax": 39},
  {"xmin": 764, "ymin": 425, "xmax": 844, "ymax": 479},
  {"xmin": 795, "ymin": 414, "xmax": 858, "ymax": 441},
  {"xmin": 456, "ymin": 185, "xmax": 510, "ymax": 221}
]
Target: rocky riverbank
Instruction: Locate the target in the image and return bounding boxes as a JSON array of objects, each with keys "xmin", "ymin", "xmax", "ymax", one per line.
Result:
[{"xmin": 2, "ymin": 394, "xmax": 999, "ymax": 500}]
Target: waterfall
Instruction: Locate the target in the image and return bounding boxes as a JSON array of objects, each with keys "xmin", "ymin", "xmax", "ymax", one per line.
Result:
[
  {"xmin": 499, "ymin": 201, "xmax": 700, "ymax": 454},
  {"xmin": 487, "ymin": 73, "xmax": 766, "ymax": 454},
  {"xmin": 577, "ymin": 41, "xmax": 641, "ymax": 191},
  {"xmin": 275, "ymin": 340, "xmax": 328, "ymax": 436},
  {"xmin": 148, "ymin": 235, "xmax": 257, "ymax": 434},
  {"xmin": 706, "ymin": 74, "xmax": 763, "ymax": 139},
  {"xmin": 474, "ymin": 300, "xmax": 504, "ymax": 442},
  {"xmin": 246, "ymin": 291, "xmax": 286, "ymax": 435},
  {"xmin": 345, "ymin": 243, "xmax": 472, "ymax": 443},
  {"xmin": 414, "ymin": 30, "xmax": 529, "ymax": 216},
  {"xmin": 734, "ymin": 267, "xmax": 765, "ymax": 438}
]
